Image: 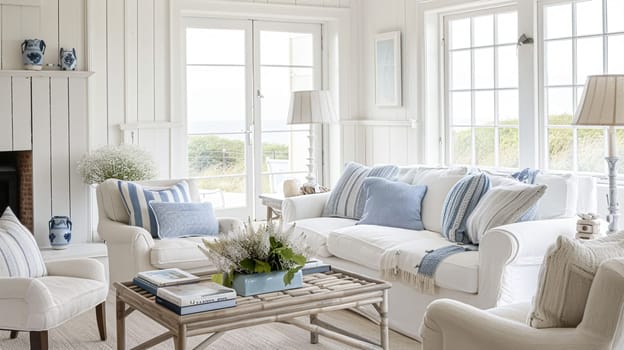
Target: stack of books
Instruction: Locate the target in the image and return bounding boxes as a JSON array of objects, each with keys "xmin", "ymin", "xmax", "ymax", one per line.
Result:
[
  {"xmin": 133, "ymin": 268, "xmax": 237, "ymax": 315},
  {"xmin": 302, "ymin": 259, "xmax": 331, "ymax": 275}
]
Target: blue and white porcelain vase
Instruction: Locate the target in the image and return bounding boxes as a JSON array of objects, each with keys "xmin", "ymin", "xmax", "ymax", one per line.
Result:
[
  {"xmin": 21, "ymin": 39, "xmax": 46, "ymax": 70},
  {"xmin": 59, "ymin": 48, "xmax": 77, "ymax": 71},
  {"xmin": 49, "ymin": 216, "xmax": 72, "ymax": 250}
]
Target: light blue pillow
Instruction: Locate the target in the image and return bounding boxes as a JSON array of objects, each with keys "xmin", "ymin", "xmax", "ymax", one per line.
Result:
[
  {"xmin": 440, "ymin": 173, "xmax": 490, "ymax": 244},
  {"xmin": 322, "ymin": 162, "xmax": 400, "ymax": 219},
  {"xmin": 149, "ymin": 202, "xmax": 219, "ymax": 239},
  {"xmin": 356, "ymin": 177, "xmax": 427, "ymax": 230},
  {"xmin": 117, "ymin": 180, "xmax": 191, "ymax": 238}
]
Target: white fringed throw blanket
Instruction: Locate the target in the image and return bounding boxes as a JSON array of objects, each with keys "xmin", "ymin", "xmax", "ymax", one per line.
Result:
[{"xmin": 380, "ymin": 240, "xmax": 465, "ymax": 294}]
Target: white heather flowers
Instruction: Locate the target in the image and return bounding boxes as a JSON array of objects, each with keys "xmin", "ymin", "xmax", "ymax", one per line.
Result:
[{"xmin": 77, "ymin": 145, "xmax": 157, "ymax": 184}]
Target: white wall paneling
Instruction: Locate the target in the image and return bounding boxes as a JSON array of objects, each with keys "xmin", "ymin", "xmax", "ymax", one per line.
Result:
[
  {"xmin": 12, "ymin": 71, "xmax": 94, "ymax": 247},
  {"xmin": 0, "ymin": 76, "xmax": 12, "ymax": 150},
  {"xmin": 31, "ymin": 75, "xmax": 51, "ymax": 246},
  {"xmin": 12, "ymin": 76, "xmax": 31, "ymax": 150}
]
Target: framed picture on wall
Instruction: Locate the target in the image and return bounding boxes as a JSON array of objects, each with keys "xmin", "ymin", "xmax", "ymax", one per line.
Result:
[{"xmin": 375, "ymin": 31, "xmax": 402, "ymax": 107}]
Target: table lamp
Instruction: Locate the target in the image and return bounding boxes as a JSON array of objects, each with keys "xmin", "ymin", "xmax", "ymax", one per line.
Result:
[
  {"xmin": 287, "ymin": 90, "xmax": 337, "ymax": 189},
  {"xmin": 573, "ymin": 75, "xmax": 624, "ymax": 234}
]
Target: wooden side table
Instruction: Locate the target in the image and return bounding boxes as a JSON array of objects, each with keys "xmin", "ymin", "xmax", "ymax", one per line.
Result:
[{"xmin": 258, "ymin": 193, "xmax": 285, "ymax": 220}]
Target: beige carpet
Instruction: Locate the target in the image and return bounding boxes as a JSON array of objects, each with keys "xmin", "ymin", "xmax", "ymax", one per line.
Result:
[{"xmin": 1, "ymin": 288, "xmax": 421, "ymax": 349}]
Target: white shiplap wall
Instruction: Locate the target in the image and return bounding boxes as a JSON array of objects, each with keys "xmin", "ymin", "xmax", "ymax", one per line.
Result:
[{"xmin": 87, "ymin": 0, "xmax": 353, "ymax": 178}]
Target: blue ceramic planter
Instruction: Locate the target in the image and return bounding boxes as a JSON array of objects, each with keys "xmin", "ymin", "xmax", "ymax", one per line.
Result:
[{"xmin": 232, "ymin": 270, "xmax": 303, "ymax": 296}]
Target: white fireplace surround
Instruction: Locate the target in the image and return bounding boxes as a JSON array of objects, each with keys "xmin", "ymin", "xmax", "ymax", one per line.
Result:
[{"xmin": 0, "ymin": 70, "xmax": 93, "ymax": 247}]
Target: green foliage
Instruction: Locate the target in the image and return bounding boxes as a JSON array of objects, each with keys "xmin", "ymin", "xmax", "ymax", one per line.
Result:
[{"xmin": 201, "ymin": 220, "xmax": 309, "ymax": 286}]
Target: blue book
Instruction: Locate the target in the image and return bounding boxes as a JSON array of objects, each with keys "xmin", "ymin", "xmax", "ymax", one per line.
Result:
[
  {"xmin": 133, "ymin": 277, "xmax": 158, "ymax": 295},
  {"xmin": 156, "ymin": 296, "xmax": 236, "ymax": 315}
]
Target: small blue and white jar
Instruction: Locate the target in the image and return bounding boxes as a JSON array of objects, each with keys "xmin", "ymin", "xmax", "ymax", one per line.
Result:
[
  {"xmin": 21, "ymin": 39, "xmax": 46, "ymax": 70},
  {"xmin": 49, "ymin": 216, "xmax": 72, "ymax": 250},
  {"xmin": 59, "ymin": 48, "xmax": 77, "ymax": 71}
]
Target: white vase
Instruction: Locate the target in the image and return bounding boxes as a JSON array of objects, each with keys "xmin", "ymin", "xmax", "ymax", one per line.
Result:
[{"xmin": 283, "ymin": 179, "xmax": 301, "ymax": 197}]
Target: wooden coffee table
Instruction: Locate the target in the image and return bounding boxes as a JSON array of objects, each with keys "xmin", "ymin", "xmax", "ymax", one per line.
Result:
[{"xmin": 114, "ymin": 268, "xmax": 391, "ymax": 350}]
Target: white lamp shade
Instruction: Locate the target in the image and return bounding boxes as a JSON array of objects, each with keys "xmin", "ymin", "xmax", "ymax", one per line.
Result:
[
  {"xmin": 287, "ymin": 90, "xmax": 337, "ymax": 125},
  {"xmin": 574, "ymin": 75, "xmax": 624, "ymax": 126}
]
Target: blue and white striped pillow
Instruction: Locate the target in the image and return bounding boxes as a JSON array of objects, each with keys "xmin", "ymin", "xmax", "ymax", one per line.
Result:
[
  {"xmin": 0, "ymin": 207, "xmax": 47, "ymax": 278},
  {"xmin": 322, "ymin": 162, "xmax": 399, "ymax": 220},
  {"xmin": 440, "ymin": 173, "xmax": 490, "ymax": 244},
  {"xmin": 117, "ymin": 180, "xmax": 191, "ymax": 237}
]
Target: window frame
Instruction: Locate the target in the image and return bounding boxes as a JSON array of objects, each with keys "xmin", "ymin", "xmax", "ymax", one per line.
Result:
[{"xmin": 442, "ymin": 5, "xmax": 520, "ymax": 169}]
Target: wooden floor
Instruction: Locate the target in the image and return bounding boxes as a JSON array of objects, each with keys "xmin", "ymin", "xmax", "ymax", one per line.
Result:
[{"xmin": 1, "ymin": 288, "xmax": 422, "ymax": 349}]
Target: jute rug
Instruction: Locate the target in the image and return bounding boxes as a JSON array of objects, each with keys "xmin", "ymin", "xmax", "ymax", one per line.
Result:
[{"xmin": 1, "ymin": 288, "xmax": 421, "ymax": 349}]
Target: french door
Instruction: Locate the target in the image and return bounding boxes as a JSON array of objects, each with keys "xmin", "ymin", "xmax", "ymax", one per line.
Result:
[{"xmin": 183, "ymin": 18, "xmax": 322, "ymax": 219}]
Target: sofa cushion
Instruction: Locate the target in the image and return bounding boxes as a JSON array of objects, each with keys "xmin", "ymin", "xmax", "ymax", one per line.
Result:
[
  {"xmin": 293, "ymin": 217, "xmax": 356, "ymax": 257},
  {"xmin": 358, "ymin": 177, "xmax": 427, "ymax": 230},
  {"xmin": 327, "ymin": 225, "xmax": 479, "ymax": 293},
  {"xmin": 118, "ymin": 180, "xmax": 192, "ymax": 237},
  {"xmin": 98, "ymin": 178, "xmax": 201, "ymax": 225},
  {"xmin": 441, "ymin": 173, "xmax": 490, "ymax": 244},
  {"xmin": 0, "ymin": 276, "xmax": 108, "ymax": 330},
  {"xmin": 534, "ymin": 173, "xmax": 579, "ymax": 219},
  {"xmin": 0, "ymin": 207, "xmax": 47, "ymax": 278},
  {"xmin": 413, "ymin": 171, "xmax": 464, "ymax": 233},
  {"xmin": 467, "ymin": 183, "xmax": 546, "ymax": 244},
  {"xmin": 150, "ymin": 237, "xmax": 213, "ymax": 270},
  {"xmin": 150, "ymin": 202, "xmax": 218, "ymax": 239},
  {"xmin": 529, "ymin": 234, "xmax": 624, "ymax": 329},
  {"xmin": 322, "ymin": 162, "xmax": 399, "ymax": 220}
]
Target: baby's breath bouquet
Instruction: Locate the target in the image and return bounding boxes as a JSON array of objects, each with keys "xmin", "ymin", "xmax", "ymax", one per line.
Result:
[
  {"xmin": 77, "ymin": 145, "xmax": 157, "ymax": 184},
  {"xmin": 200, "ymin": 219, "xmax": 310, "ymax": 286}
]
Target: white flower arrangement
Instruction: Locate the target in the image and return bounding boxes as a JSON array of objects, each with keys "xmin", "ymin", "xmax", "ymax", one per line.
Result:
[
  {"xmin": 200, "ymin": 220, "xmax": 312, "ymax": 285},
  {"xmin": 77, "ymin": 145, "xmax": 157, "ymax": 184}
]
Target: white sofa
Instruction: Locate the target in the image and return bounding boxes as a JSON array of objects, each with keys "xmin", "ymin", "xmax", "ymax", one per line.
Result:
[
  {"xmin": 282, "ymin": 166, "xmax": 597, "ymax": 339},
  {"xmin": 96, "ymin": 179, "xmax": 242, "ymax": 283}
]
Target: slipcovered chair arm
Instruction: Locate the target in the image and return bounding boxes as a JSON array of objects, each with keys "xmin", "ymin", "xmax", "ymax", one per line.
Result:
[
  {"xmin": 483, "ymin": 218, "xmax": 577, "ymax": 265},
  {"xmin": 217, "ymin": 217, "xmax": 244, "ymax": 233},
  {"xmin": 0, "ymin": 278, "xmax": 53, "ymax": 306},
  {"xmin": 45, "ymin": 258, "xmax": 106, "ymax": 282},
  {"xmin": 422, "ymin": 299, "xmax": 602, "ymax": 350},
  {"xmin": 282, "ymin": 192, "xmax": 331, "ymax": 223},
  {"xmin": 98, "ymin": 219, "xmax": 155, "ymax": 246}
]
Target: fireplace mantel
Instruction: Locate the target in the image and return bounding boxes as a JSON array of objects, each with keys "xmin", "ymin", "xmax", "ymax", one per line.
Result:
[{"xmin": 0, "ymin": 71, "xmax": 94, "ymax": 247}]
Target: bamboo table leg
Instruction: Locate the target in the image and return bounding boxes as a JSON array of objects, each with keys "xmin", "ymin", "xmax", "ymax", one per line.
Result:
[
  {"xmin": 380, "ymin": 290, "xmax": 389, "ymax": 350},
  {"xmin": 267, "ymin": 206, "xmax": 273, "ymax": 220},
  {"xmin": 174, "ymin": 324, "xmax": 187, "ymax": 350},
  {"xmin": 310, "ymin": 314, "xmax": 319, "ymax": 344},
  {"xmin": 116, "ymin": 294, "xmax": 126, "ymax": 350}
]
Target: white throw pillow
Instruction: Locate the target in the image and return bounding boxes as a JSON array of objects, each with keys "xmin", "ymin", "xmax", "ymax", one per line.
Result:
[
  {"xmin": 413, "ymin": 170, "xmax": 465, "ymax": 233},
  {"xmin": 466, "ymin": 183, "xmax": 546, "ymax": 244},
  {"xmin": 529, "ymin": 234, "xmax": 624, "ymax": 328},
  {"xmin": 534, "ymin": 173, "xmax": 579, "ymax": 219},
  {"xmin": 0, "ymin": 207, "xmax": 47, "ymax": 278}
]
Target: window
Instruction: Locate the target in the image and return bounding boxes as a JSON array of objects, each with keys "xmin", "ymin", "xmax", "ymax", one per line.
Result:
[
  {"xmin": 541, "ymin": 0, "xmax": 624, "ymax": 172},
  {"xmin": 441, "ymin": 0, "xmax": 624, "ymax": 173},
  {"xmin": 444, "ymin": 8, "xmax": 519, "ymax": 168},
  {"xmin": 183, "ymin": 19, "xmax": 321, "ymax": 219}
]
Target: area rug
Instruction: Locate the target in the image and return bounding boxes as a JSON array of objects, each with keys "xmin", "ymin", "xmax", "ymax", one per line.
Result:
[{"xmin": 0, "ymin": 288, "xmax": 420, "ymax": 349}]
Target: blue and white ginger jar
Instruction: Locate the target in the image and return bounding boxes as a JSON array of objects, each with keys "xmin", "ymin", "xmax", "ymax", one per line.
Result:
[
  {"xmin": 49, "ymin": 216, "xmax": 72, "ymax": 250},
  {"xmin": 21, "ymin": 39, "xmax": 46, "ymax": 70}
]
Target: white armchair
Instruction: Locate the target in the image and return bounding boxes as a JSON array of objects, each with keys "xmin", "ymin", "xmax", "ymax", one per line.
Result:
[
  {"xmin": 0, "ymin": 258, "xmax": 108, "ymax": 350},
  {"xmin": 422, "ymin": 257, "xmax": 624, "ymax": 350},
  {"xmin": 96, "ymin": 178, "xmax": 242, "ymax": 283}
]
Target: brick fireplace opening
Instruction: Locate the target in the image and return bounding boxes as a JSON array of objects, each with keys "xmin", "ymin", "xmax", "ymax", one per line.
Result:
[{"xmin": 0, "ymin": 151, "xmax": 33, "ymax": 232}]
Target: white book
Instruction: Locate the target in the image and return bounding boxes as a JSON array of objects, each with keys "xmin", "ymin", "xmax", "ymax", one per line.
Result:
[
  {"xmin": 136, "ymin": 268, "xmax": 199, "ymax": 287},
  {"xmin": 157, "ymin": 281, "xmax": 237, "ymax": 307}
]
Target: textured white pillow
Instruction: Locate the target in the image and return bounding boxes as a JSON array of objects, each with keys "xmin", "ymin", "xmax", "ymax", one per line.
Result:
[
  {"xmin": 534, "ymin": 173, "xmax": 579, "ymax": 219},
  {"xmin": 0, "ymin": 207, "xmax": 47, "ymax": 278},
  {"xmin": 413, "ymin": 170, "xmax": 464, "ymax": 233},
  {"xmin": 529, "ymin": 234, "xmax": 624, "ymax": 328},
  {"xmin": 466, "ymin": 183, "xmax": 546, "ymax": 244}
]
